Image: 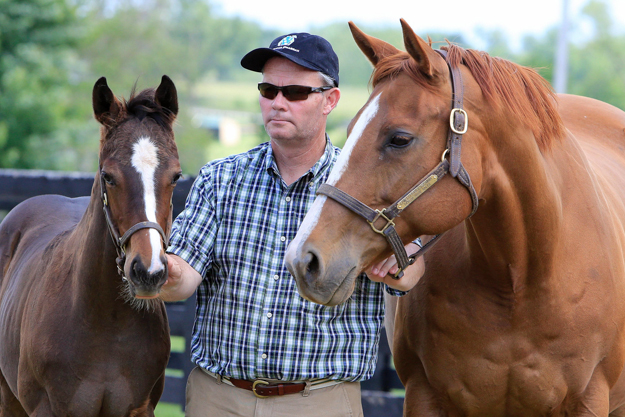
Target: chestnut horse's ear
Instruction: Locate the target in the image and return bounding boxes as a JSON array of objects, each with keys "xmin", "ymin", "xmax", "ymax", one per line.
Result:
[
  {"xmin": 92, "ymin": 77, "xmax": 121, "ymax": 125},
  {"xmin": 155, "ymin": 75, "xmax": 178, "ymax": 118},
  {"xmin": 348, "ymin": 21, "xmax": 401, "ymax": 66},
  {"xmin": 400, "ymin": 18, "xmax": 441, "ymax": 78}
]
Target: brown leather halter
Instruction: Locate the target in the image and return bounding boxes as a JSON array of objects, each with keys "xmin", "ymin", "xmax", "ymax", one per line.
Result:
[
  {"xmin": 316, "ymin": 50, "xmax": 479, "ymax": 279},
  {"xmin": 99, "ymin": 170, "xmax": 169, "ymax": 281}
]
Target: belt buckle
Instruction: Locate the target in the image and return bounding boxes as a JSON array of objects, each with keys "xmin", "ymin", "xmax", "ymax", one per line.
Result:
[{"xmin": 252, "ymin": 379, "xmax": 269, "ymax": 398}]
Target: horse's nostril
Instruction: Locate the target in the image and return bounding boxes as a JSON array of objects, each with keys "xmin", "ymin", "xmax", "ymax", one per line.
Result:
[{"xmin": 305, "ymin": 251, "xmax": 320, "ymax": 276}]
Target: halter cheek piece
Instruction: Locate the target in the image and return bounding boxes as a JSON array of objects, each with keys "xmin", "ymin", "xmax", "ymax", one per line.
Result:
[
  {"xmin": 99, "ymin": 170, "xmax": 170, "ymax": 281},
  {"xmin": 316, "ymin": 50, "xmax": 479, "ymax": 279}
]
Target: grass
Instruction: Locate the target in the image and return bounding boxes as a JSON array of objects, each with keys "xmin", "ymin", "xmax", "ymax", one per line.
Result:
[{"xmin": 155, "ymin": 402, "xmax": 185, "ymax": 417}]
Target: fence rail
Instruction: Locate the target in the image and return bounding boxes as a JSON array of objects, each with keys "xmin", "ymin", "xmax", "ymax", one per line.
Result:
[{"xmin": 0, "ymin": 168, "xmax": 404, "ymax": 415}]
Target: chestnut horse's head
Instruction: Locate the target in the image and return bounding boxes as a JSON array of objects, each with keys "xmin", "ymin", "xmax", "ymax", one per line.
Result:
[
  {"xmin": 285, "ymin": 19, "xmax": 562, "ymax": 306},
  {"xmin": 92, "ymin": 76, "xmax": 181, "ymax": 302}
]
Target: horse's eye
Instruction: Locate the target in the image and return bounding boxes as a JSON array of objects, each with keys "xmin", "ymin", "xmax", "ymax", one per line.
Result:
[
  {"xmin": 172, "ymin": 172, "xmax": 182, "ymax": 185},
  {"xmin": 389, "ymin": 134, "xmax": 413, "ymax": 148},
  {"xmin": 101, "ymin": 172, "xmax": 115, "ymax": 186}
]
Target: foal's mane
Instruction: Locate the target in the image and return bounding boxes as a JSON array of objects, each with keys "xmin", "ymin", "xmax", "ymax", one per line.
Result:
[
  {"xmin": 121, "ymin": 86, "xmax": 176, "ymax": 129},
  {"xmin": 371, "ymin": 43, "xmax": 565, "ymax": 151}
]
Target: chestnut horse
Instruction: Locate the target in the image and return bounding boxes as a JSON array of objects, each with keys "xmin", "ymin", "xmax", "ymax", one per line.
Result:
[
  {"xmin": 0, "ymin": 76, "xmax": 181, "ymax": 416},
  {"xmin": 285, "ymin": 20, "xmax": 625, "ymax": 416}
]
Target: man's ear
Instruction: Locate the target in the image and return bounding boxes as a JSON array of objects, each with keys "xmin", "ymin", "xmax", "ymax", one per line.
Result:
[{"xmin": 323, "ymin": 88, "xmax": 341, "ymax": 116}]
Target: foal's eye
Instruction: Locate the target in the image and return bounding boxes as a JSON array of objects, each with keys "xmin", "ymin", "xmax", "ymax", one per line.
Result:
[
  {"xmin": 101, "ymin": 172, "xmax": 115, "ymax": 186},
  {"xmin": 171, "ymin": 172, "xmax": 183, "ymax": 185},
  {"xmin": 389, "ymin": 134, "xmax": 413, "ymax": 148}
]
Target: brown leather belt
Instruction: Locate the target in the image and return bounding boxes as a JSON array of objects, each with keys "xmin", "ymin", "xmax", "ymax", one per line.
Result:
[
  {"xmin": 229, "ymin": 377, "xmax": 306, "ymax": 398},
  {"xmin": 200, "ymin": 368, "xmax": 343, "ymax": 398}
]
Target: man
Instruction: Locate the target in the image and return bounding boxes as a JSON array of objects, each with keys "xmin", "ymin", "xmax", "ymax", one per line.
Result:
[{"xmin": 161, "ymin": 32, "xmax": 425, "ymax": 416}]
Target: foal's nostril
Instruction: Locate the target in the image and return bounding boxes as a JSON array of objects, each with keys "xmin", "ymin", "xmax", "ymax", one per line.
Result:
[{"xmin": 129, "ymin": 258, "xmax": 146, "ymax": 282}]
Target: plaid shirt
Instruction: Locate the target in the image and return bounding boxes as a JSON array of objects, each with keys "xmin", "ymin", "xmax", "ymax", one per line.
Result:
[{"xmin": 168, "ymin": 139, "xmax": 404, "ymax": 382}]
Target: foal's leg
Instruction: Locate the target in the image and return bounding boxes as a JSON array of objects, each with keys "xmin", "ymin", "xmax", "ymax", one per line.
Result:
[{"xmin": 0, "ymin": 372, "xmax": 28, "ymax": 417}]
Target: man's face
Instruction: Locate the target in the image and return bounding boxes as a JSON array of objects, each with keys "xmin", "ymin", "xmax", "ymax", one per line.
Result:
[{"xmin": 260, "ymin": 57, "xmax": 330, "ymax": 143}]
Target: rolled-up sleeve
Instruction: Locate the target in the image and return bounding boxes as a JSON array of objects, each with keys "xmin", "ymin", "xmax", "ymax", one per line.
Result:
[{"xmin": 167, "ymin": 171, "xmax": 217, "ymax": 279}]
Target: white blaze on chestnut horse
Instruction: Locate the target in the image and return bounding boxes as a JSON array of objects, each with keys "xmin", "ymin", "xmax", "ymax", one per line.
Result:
[{"xmin": 285, "ymin": 19, "xmax": 625, "ymax": 416}]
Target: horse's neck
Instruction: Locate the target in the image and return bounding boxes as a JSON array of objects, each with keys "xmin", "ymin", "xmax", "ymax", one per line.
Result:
[{"xmin": 466, "ymin": 130, "xmax": 566, "ymax": 290}]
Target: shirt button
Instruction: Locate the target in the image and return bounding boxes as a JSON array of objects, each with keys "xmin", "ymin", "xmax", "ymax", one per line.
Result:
[
  {"xmin": 267, "ymin": 312, "xmax": 273, "ymax": 318},
  {"xmin": 280, "ymin": 236, "xmax": 286, "ymax": 242},
  {"xmin": 273, "ymin": 275, "xmax": 279, "ymax": 280},
  {"xmin": 261, "ymin": 353, "xmax": 268, "ymax": 359},
  {"xmin": 285, "ymin": 196, "xmax": 291, "ymax": 202}
]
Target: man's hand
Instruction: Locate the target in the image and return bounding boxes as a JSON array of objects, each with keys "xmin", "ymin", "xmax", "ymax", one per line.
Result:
[
  {"xmin": 365, "ymin": 241, "xmax": 425, "ymax": 292},
  {"xmin": 159, "ymin": 254, "xmax": 203, "ymax": 302}
]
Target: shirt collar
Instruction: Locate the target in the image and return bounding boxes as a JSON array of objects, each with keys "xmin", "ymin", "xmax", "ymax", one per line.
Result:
[{"xmin": 264, "ymin": 135, "xmax": 336, "ymax": 184}]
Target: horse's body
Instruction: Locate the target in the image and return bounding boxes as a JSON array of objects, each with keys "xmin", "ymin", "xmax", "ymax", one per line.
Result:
[
  {"xmin": 0, "ymin": 76, "xmax": 181, "ymax": 416},
  {"xmin": 285, "ymin": 21, "xmax": 625, "ymax": 416}
]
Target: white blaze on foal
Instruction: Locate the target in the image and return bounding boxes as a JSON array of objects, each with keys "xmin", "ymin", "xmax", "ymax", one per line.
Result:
[
  {"xmin": 286, "ymin": 94, "xmax": 381, "ymax": 261},
  {"xmin": 131, "ymin": 136, "xmax": 164, "ymax": 273}
]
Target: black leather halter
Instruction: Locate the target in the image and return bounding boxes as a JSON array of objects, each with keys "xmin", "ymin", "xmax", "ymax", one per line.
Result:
[
  {"xmin": 99, "ymin": 170, "xmax": 169, "ymax": 281},
  {"xmin": 316, "ymin": 50, "xmax": 479, "ymax": 279}
]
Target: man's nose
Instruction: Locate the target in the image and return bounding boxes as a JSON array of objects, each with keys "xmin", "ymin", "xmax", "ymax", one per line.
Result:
[{"xmin": 271, "ymin": 91, "xmax": 288, "ymax": 109}]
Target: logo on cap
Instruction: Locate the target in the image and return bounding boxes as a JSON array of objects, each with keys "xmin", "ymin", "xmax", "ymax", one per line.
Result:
[{"xmin": 277, "ymin": 35, "xmax": 297, "ymax": 47}]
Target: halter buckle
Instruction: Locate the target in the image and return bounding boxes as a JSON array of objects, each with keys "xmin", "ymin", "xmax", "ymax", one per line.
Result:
[
  {"xmin": 450, "ymin": 108, "xmax": 468, "ymax": 134},
  {"xmin": 368, "ymin": 209, "xmax": 395, "ymax": 235}
]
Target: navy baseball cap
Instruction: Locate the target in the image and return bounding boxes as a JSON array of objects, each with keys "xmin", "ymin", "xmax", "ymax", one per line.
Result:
[{"xmin": 241, "ymin": 33, "xmax": 339, "ymax": 87}]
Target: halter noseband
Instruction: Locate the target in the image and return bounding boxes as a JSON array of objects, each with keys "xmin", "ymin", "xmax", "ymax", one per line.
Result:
[
  {"xmin": 99, "ymin": 170, "xmax": 169, "ymax": 281},
  {"xmin": 316, "ymin": 50, "xmax": 479, "ymax": 279}
]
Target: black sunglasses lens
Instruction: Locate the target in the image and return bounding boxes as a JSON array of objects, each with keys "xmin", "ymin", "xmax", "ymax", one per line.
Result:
[
  {"xmin": 282, "ymin": 86, "xmax": 311, "ymax": 101},
  {"xmin": 258, "ymin": 83, "xmax": 316, "ymax": 101},
  {"xmin": 258, "ymin": 83, "xmax": 278, "ymax": 100}
]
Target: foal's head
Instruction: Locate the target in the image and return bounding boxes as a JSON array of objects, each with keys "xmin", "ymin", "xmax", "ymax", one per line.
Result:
[{"xmin": 92, "ymin": 76, "xmax": 181, "ymax": 303}]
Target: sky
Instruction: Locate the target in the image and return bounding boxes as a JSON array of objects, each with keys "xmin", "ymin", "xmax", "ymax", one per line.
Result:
[{"xmin": 212, "ymin": 0, "xmax": 625, "ymax": 50}]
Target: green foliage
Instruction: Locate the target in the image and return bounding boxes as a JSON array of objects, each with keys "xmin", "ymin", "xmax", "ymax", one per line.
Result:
[
  {"xmin": 2, "ymin": 0, "xmax": 625, "ymax": 172},
  {"xmin": 0, "ymin": 0, "xmax": 83, "ymax": 168}
]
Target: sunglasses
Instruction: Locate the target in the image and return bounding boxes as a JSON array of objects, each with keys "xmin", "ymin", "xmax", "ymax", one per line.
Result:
[{"xmin": 258, "ymin": 82, "xmax": 333, "ymax": 101}]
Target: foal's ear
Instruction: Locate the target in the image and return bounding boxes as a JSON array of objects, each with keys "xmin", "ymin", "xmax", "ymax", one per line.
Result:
[
  {"xmin": 348, "ymin": 21, "xmax": 401, "ymax": 66},
  {"xmin": 92, "ymin": 77, "xmax": 122, "ymax": 125},
  {"xmin": 400, "ymin": 19, "xmax": 443, "ymax": 78},
  {"xmin": 155, "ymin": 75, "xmax": 179, "ymax": 118}
]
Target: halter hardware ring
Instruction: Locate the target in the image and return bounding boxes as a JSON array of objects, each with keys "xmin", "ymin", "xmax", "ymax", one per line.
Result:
[
  {"xmin": 368, "ymin": 209, "xmax": 395, "ymax": 235},
  {"xmin": 252, "ymin": 380, "xmax": 269, "ymax": 398},
  {"xmin": 441, "ymin": 149, "xmax": 450, "ymax": 162},
  {"xmin": 450, "ymin": 108, "xmax": 468, "ymax": 134}
]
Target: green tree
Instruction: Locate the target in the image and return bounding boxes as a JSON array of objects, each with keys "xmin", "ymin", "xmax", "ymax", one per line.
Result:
[
  {"xmin": 567, "ymin": 0, "xmax": 625, "ymax": 108},
  {"xmin": 0, "ymin": 0, "xmax": 81, "ymax": 168}
]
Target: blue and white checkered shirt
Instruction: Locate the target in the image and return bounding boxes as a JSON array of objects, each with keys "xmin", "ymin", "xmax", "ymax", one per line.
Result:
[{"xmin": 168, "ymin": 139, "xmax": 404, "ymax": 382}]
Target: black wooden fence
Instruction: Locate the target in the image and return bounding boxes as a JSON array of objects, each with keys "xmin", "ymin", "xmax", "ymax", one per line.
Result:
[{"xmin": 0, "ymin": 168, "xmax": 404, "ymax": 415}]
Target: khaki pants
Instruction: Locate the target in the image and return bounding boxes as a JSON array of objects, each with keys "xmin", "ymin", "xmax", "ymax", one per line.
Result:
[{"xmin": 185, "ymin": 367, "xmax": 364, "ymax": 417}]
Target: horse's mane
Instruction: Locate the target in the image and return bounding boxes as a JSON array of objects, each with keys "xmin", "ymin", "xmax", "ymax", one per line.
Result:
[{"xmin": 371, "ymin": 43, "xmax": 565, "ymax": 151}]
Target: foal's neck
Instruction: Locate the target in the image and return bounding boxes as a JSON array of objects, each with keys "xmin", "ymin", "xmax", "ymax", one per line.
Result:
[{"xmin": 70, "ymin": 179, "xmax": 129, "ymax": 308}]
